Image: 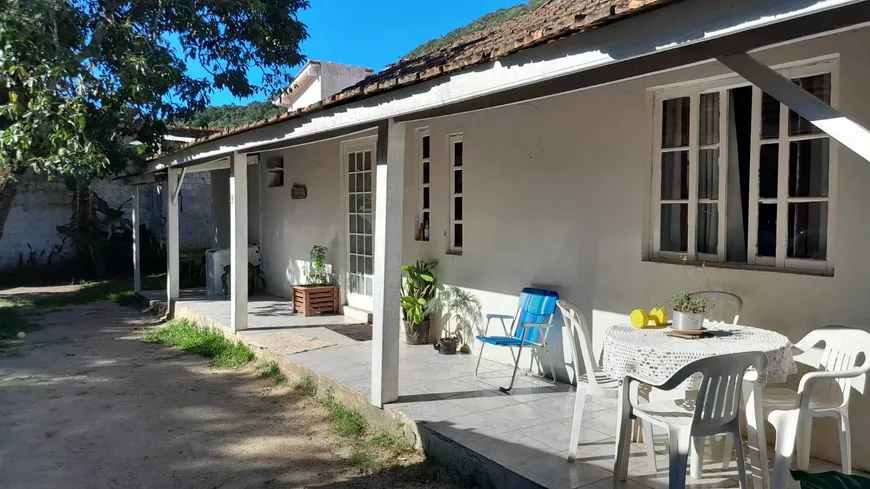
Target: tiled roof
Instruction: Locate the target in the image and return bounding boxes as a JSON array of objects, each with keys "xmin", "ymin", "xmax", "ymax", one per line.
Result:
[{"xmin": 167, "ymin": 0, "xmax": 678, "ymax": 156}]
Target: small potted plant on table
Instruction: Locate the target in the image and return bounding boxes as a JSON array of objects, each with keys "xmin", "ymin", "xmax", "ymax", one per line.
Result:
[
  {"xmin": 400, "ymin": 260, "xmax": 438, "ymax": 345},
  {"xmin": 292, "ymin": 245, "xmax": 339, "ymax": 316},
  {"xmin": 428, "ymin": 285, "xmax": 483, "ymax": 355},
  {"xmin": 669, "ymin": 291, "xmax": 712, "ymax": 331}
]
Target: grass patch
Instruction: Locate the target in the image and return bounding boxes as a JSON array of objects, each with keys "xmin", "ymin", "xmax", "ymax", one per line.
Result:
[
  {"xmin": 292, "ymin": 375, "xmax": 317, "ymax": 397},
  {"xmin": 257, "ymin": 360, "xmax": 288, "ymax": 386},
  {"xmin": 0, "ymin": 299, "xmax": 33, "ymax": 349},
  {"xmin": 316, "ymin": 391, "xmax": 416, "ymax": 472},
  {"xmin": 143, "ymin": 319, "xmax": 254, "ymax": 369}
]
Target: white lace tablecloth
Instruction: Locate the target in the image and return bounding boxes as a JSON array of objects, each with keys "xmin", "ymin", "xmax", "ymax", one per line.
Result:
[{"xmin": 601, "ymin": 322, "xmax": 797, "ymax": 386}]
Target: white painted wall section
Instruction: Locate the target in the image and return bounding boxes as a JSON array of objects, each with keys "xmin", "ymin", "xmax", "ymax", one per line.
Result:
[{"xmin": 132, "ymin": 186, "xmax": 141, "ymax": 293}]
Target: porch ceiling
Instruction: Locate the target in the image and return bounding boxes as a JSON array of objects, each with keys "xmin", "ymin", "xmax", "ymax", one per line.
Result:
[{"xmin": 145, "ymin": 0, "xmax": 870, "ymax": 174}]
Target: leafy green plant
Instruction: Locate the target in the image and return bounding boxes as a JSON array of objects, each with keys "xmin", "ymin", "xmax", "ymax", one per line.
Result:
[
  {"xmin": 400, "ymin": 260, "xmax": 438, "ymax": 326},
  {"xmin": 305, "ymin": 245, "xmax": 333, "ymax": 285},
  {"xmin": 142, "ymin": 319, "xmax": 254, "ymax": 369},
  {"xmin": 669, "ymin": 291, "xmax": 713, "ymax": 315},
  {"xmin": 427, "ymin": 285, "xmax": 483, "ymax": 347}
]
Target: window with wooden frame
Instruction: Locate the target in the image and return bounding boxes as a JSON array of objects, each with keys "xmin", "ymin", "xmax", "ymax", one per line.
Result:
[
  {"xmin": 448, "ymin": 134, "xmax": 464, "ymax": 254},
  {"xmin": 417, "ymin": 129, "xmax": 431, "ymax": 241},
  {"xmin": 651, "ymin": 60, "xmax": 837, "ymax": 274}
]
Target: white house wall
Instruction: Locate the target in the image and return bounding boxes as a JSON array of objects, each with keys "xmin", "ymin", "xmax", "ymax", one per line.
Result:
[
  {"xmin": 400, "ymin": 27, "xmax": 870, "ymax": 469},
  {"xmin": 209, "ymin": 28, "xmax": 870, "ymax": 468}
]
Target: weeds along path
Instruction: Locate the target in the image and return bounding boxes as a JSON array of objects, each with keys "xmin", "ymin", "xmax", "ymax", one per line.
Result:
[{"xmin": 0, "ymin": 292, "xmax": 458, "ymax": 489}]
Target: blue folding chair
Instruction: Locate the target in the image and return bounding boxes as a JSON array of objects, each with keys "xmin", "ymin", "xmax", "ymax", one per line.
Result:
[{"xmin": 474, "ymin": 288, "xmax": 559, "ymax": 392}]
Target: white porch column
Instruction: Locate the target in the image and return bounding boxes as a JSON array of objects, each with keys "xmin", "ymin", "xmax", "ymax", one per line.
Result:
[
  {"xmin": 229, "ymin": 152, "xmax": 248, "ymax": 332},
  {"xmin": 371, "ymin": 119, "xmax": 405, "ymax": 408},
  {"xmin": 718, "ymin": 53, "xmax": 870, "ymax": 163},
  {"xmin": 132, "ymin": 185, "xmax": 141, "ymax": 293},
  {"xmin": 166, "ymin": 168, "xmax": 180, "ymax": 302}
]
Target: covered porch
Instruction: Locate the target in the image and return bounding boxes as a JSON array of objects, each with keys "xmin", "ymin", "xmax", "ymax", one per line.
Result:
[{"xmin": 132, "ymin": 0, "xmax": 870, "ymax": 487}]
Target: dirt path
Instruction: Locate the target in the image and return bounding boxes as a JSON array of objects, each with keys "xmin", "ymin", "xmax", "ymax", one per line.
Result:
[{"xmin": 0, "ymin": 293, "xmax": 455, "ymax": 489}]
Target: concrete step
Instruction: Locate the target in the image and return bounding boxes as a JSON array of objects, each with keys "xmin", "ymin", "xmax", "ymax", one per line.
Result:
[{"xmin": 342, "ymin": 305, "xmax": 372, "ymax": 324}]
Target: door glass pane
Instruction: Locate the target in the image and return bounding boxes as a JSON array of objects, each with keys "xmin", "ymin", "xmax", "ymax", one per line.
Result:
[
  {"xmin": 697, "ymin": 204, "xmax": 718, "ymax": 255},
  {"xmin": 365, "ymin": 277, "xmax": 372, "ymax": 296},
  {"xmin": 364, "ymin": 257, "xmax": 373, "ymax": 275},
  {"xmin": 789, "ymin": 139, "xmax": 829, "ymax": 198},
  {"xmin": 661, "ymin": 152, "xmax": 689, "ymax": 200},
  {"xmin": 660, "ymin": 203, "xmax": 688, "ymax": 252},
  {"xmin": 350, "ymin": 255, "xmax": 357, "ymax": 273},
  {"xmin": 349, "ymin": 215, "xmax": 357, "ymax": 233},
  {"xmin": 760, "ymin": 92, "xmax": 780, "ymax": 140},
  {"xmin": 757, "ymin": 204, "xmax": 777, "ymax": 257},
  {"xmin": 789, "ymin": 74, "xmax": 831, "ymax": 136},
  {"xmin": 698, "ymin": 149, "xmax": 719, "ymax": 200},
  {"xmin": 364, "ymin": 172, "xmax": 371, "ymax": 192},
  {"xmin": 349, "ymin": 237, "xmax": 357, "ymax": 254},
  {"xmin": 699, "ymin": 93, "xmax": 719, "ymax": 145},
  {"xmin": 759, "ymin": 144, "xmax": 779, "ymax": 198},
  {"xmin": 788, "ymin": 202, "xmax": 827, "ymax": 260},
  {"xmin": 662, "ymin": 97, "xmax": 690, "ymax": 148}
]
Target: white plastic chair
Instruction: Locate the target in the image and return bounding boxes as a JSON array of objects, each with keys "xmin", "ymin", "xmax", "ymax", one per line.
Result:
[
  {"xmin": 558, "ymin": 300, "xmax": 657, "ymax": 466},
  {"xmin": 765, "ymin": 326, "xmax": 870, "ymax": 489},
  {"xmin": 689, "ymin": 291, "xmax": 743, "ymax": 324},
  {"xmin": 613, "ymin": 351, "xmax": 767, "ymax": 489}
]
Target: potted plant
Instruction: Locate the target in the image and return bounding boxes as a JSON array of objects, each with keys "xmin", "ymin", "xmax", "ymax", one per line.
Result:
[
  {"xmin": 427, "ymin": 285, "xmax": 483, "ymax": 355},
  {"xmin": 291, "ymin": 245, "xmax": 339, "ymax": 316},
  {"xmin": 669, "ymin": 291, "xmax": 712, "ymax": 331},
  {"xmin": 400, "ymin": 260, "xmax": 438, "ymax": 345}
]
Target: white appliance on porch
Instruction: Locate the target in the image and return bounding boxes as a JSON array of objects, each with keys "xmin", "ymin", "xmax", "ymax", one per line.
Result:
[{"xmin": 205, "ymin": 245, "xmax": 262, "ymax": 296}]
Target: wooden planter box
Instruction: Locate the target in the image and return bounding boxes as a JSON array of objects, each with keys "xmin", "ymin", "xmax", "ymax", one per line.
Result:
[{"xmin": 292, "ymin": 285, "xmax": 339, "ymax": 316}]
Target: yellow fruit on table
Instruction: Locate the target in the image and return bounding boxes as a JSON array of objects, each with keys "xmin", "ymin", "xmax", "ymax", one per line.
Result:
[
  {"xmin": 630, "ymin": 309, "xmax": 649, "ymax": 329},
  {"xmin": 650, "ymin": 306, "xmax": 669, "ymax": 326}
]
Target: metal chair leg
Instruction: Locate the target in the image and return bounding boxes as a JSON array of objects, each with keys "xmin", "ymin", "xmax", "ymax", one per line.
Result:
[{"xmin": 474, "ymin": 341, "xmax": 525, "ymax": 392}]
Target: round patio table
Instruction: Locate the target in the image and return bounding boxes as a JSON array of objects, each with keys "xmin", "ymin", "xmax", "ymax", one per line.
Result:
[{"xmin": 600, "ymin": 321, "xmax": 797, "ymax": 488}]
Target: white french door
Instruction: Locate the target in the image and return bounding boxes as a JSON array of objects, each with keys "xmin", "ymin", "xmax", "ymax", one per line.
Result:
[{"xmin": 343, "ymin": 138, "xmax": 376, "ymax": 311}]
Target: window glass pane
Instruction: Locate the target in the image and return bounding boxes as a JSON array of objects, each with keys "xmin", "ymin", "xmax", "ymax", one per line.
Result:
[
  {"xmin": 454, "ymin": 197, "xmax": 463, "ymax": 221},
  {"xmin": 363, "ymin": 151, "xmax": 372, "ymax": 171},
  {"xmin": 759, "ymin": 144, "xmax": 779, "ymax": 198},
  {"xmin": 350, "ymin": 255, "xmax": 357, "ymax": 273},
  {"xmin": 757, "ymin": 204, "xmax": 777, "ymax": 257},
  {"xmin": 422, "ymin": 187, "xmax": 429, "ymax": 209},
  {"xmin": 453, "ymin": 142, "xmax": 463, "ymax": 167},
  {"xmin": 662, "ymin": 97, "xmax": 690, "ymax": 148},
  {"xmin": 788, "ymin": 202, "xmax": 827, "ymax": 260},
  {"xmin": 356, "ymin": 173, "xmax": 364, "ymax": 192},
  {"xmin": 789, "ymin": 139, "xmax": 829, "ymax": 198},
  {"xmin": 661, "ymin": 152, "xmax": 689, "ymax": 200},
  {"xmin": 454, "ymin": 224, "xmax": 463, "ymax": 248},
  {"xmin": 699, "ymin": 93, "xmax": 719, "ymax": 146},
  {"xmin": 348, "ymin": 174, "xmax": 356, "ymax": 193},
  {"xmin": 422, "ymin": 136, "xmax": 430, "ymax": 159},
  {"xmin": 358, "ymin": 236, "xmax": 365, "ymax": 255},
  {"xmin": 348, "ymin": 275, "xmax": 357, "ymax": 293},
  {"xmin": 363, "ymin": 214, "xmax": 372, "ymax": 234},
  {"xmin": 660, "ymin": 203, "xmax": 688, "ymax": 252},
  {"xmin": 789, "ymin": 74, "xmax": 831, "ymax": 136},
  {"xmin": 349, "ymin": 236, "xmax": 357, "ymax": 253},
  {"xmin": 761, "ymin": 92, "xmax": 780, "ymax": 140},
  {"xmin": 422, "ymin": 162, "xmax": 430, "ymax": 184},
  {"xmin": 348, "ymin": 153, "xmax": 355, "ymax": 172},
  {"xmin": 364, "ymin": 236, "xmax": 372, "ymax": 255},
  {"xmin": 348, "ymin": 195, "xmax": 354, "ymax": 212},
  {"xmin": 364, "ymin": 172, "xmax": 371, "ymax": 192},
  {"xmin": 697, "ymin": 204, "xmax": 718, "ymax": 255},
  {"xmin": 454, "ymin": 169, "xmax": 463, "ymax": 194},
  {"xmin": 349, "ymin": 215, "xmax": 357, "ymax": 233},
  {"xmin": 364, "ymin": 257, "xmax": 373, "ymax": 275},
  {"xmin": 698, "ymin": 149, "xmax": 719, "ymax": 200}
]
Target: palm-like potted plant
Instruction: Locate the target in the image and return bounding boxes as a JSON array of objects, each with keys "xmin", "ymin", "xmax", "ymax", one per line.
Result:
[
  {"xmin": 669, "ymin": 291, "xmax": 712, "ymax": 331},
  {"xmin": 427, "ymin": 285, "xmax": 483, "ymax": 355},
  {"xmin": 400, "ymin": 260, "xmax": 438, "ymax": 344}
]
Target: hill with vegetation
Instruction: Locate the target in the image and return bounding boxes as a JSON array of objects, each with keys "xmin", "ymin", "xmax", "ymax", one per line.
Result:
[
  {"xmin": 404, "ymin": 0, "xmax": 547, "ymax": 59},
  {"xmin": 177, "ymin": 101, "xmax": 285, "ymax": 129}
]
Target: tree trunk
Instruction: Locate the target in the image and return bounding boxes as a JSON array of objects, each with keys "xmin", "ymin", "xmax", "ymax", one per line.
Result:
[{"xmin": 0, "ymin": 176, "xmax": 19, "ymax": 245}]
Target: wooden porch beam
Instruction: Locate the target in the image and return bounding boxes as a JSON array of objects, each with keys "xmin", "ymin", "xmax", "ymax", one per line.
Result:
[
  {"xmin": 371, "ymin": 119, "xmax": 405, "ymax": 408},
  {"xmin": 229, "ymin": 152, "xmax": 249, "ymax": 332},
  {"xmin": 718, "ymin": 52, "xmax": 870, "ymax": 163}
]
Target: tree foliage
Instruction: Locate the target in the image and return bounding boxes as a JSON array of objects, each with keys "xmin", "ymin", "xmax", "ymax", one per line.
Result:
[
  {"xmin": 404, "ymin": 0, "xmax": 546, "ymax": 60},
  {"xmin": 178, "ymin": 101, "xmax": 285, "ymax": 129},
  {"xmin": 0, "ymin": 0, "xmax": 308, "ymax": 181}
]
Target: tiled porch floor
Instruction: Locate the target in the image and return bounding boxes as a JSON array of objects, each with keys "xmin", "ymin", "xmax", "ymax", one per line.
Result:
[{"xmin": 148, "ymin": 291, "xmax": 855, "ymax": 489}]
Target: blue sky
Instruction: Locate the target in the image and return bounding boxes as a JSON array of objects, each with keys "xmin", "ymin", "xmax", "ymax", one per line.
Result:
[{"xmin": 193, "ymin": 0, "xmax": 525, "ymax": 106}]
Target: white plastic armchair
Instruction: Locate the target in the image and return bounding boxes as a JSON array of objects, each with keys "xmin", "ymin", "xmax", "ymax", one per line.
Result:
[
  {"xmin": 613, "ymin": 351, "xmax": 767, "ymax": 489},
  {"xmin": 689, "ymin": 291, "xmax": 743, "ymax": 324},
  {"xmin": 765, "ymin": 326, "xmax": 870, "ymax": 489}
]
